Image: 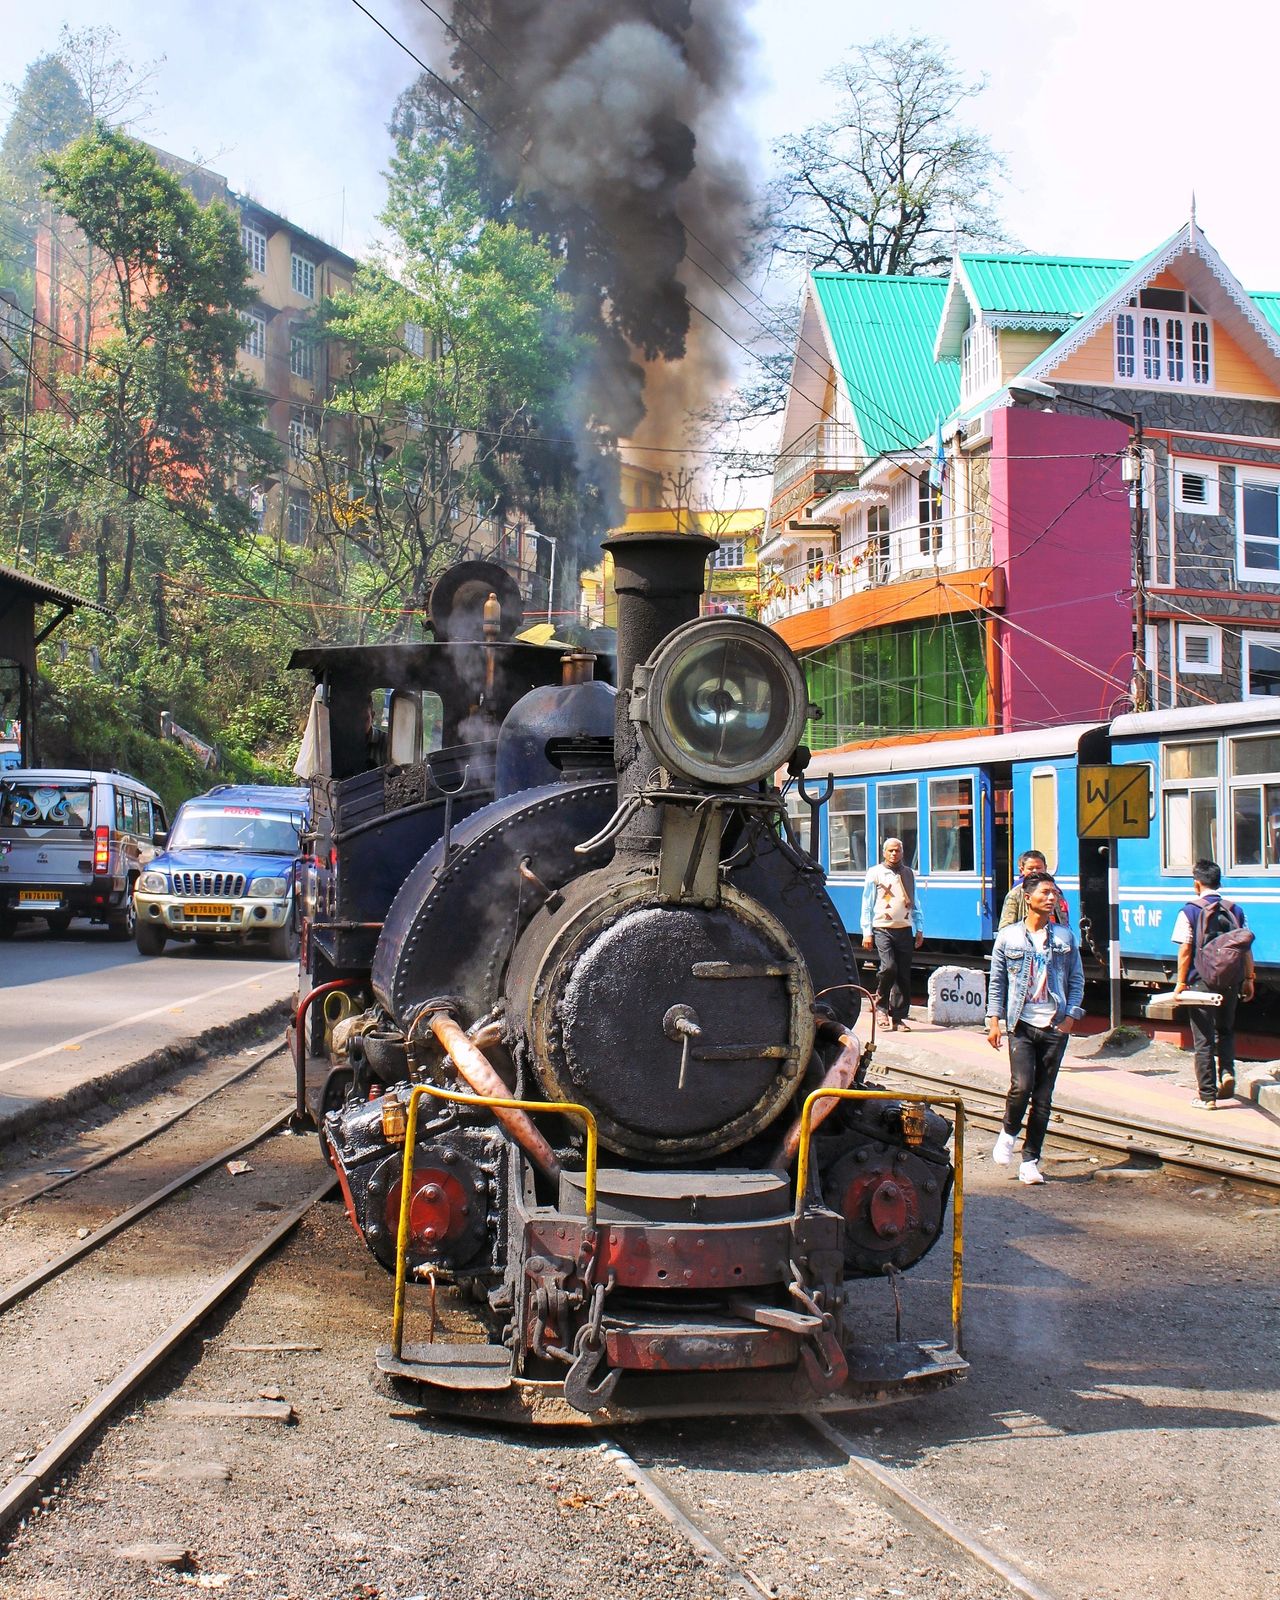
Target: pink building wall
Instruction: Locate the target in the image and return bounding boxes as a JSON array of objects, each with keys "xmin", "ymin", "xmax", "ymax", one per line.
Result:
[{"xmin": 990, "ymin": 407, "xmax": 1134, "ymax": 731}]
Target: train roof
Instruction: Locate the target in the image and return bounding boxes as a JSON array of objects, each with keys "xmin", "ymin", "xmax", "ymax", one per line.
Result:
[
  {"xmin": 804, "ymin": 722, "xmax": 1102, "ymax": 778},
  {"xmin": 1108, "ymin": 698, "xmax": 1280, "ymax": 739}
]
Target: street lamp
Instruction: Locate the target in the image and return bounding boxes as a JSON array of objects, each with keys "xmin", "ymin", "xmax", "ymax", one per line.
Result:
[
  {"xmin": 523, "ymin": 527, "xmax": 558, "ymax": 628},
  {"xmin": 1008, "ymin": 379, "xmax": 1149, "ymax": 713}
]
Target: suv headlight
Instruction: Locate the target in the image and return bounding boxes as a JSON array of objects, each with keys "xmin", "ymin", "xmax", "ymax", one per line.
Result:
[
  {"xmin": 632, "ymin": 616, "xmax": 809, "ymax": 786},
  {"xmin": 249, "ymin": 876, "xmax": 288, "ymax": 898},
  {"xmin": 139, "ymin": 870, "xmax": 168, "ymax": 893}
]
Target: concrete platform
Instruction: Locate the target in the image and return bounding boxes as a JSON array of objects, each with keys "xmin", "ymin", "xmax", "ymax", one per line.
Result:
[{"xmin": 870, "ymin": 1010, "xmax": 1280, "ymax": 1175}]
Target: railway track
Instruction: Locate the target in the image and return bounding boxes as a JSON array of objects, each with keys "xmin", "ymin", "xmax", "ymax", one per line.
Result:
[
  {"xmin": 600, "ymin": 1419, "xmax": 1061, "ymax": 1600},
  {"xmin": 877, "ymin": 1060, "xmax": 1280, "ymax": 1189},
  {"xmin": 0, "ymin": 1041, "xmax": 334, "ymax": 1540}
]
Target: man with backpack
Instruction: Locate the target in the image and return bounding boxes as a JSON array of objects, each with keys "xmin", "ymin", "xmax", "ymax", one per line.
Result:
[{"xmin": 1172, "ymin": 859, "xmax": 1256, "ymax": 1109}]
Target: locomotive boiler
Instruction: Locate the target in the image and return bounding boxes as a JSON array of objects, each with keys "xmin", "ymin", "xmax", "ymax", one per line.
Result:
[{"xmin": 292, "ymin": 531, "xmax": 965, "ymax": 1422}]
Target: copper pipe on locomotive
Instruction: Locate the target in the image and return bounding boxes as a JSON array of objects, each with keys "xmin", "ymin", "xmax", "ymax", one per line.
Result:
[
  {"xmin": 408, "ymin": 1007, "xmax": 562, "ymax": 1182},
  {"xmin": 770, "ymin": 1031, "xmax": 862, "ymax": 1169}
]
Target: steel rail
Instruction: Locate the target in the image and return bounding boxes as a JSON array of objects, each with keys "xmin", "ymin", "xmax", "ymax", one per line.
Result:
[
  {"xmin": 0, "ymin": 1109, "xmax": 295, "ymax": 1317},
  {"xmin": 598, "ymin": 1438, "xmax": 773, "ymax": 1600},
  {"xmin": 878, "ymin": 1061, "xmax": 1280, "ymax": 1188},
  {"xmin": 803, "ymin": 1414, "xmax": 1067, "ymax": 1600},
  {"xmin": 0, "ymin": 1038, "xmax": 288, "ymax": 1215},
  {"xmin": 0, "ymin": 1173, "xmax": 335, "ymax": 1540}
]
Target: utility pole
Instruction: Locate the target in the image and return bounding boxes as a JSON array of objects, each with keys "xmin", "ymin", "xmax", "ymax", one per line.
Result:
[{"xmin": 1124, "ymin": 417, "xmax": 1150, "ymax": 712}]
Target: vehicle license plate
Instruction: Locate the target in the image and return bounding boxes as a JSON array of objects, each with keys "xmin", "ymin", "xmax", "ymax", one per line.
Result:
[
  {"xmin": 187, "ymin": 902, "xmax": 233, "ymax": 918},
  {"xmin": 19, "ymin": 890, "xmax": 61, "ymax": 906}
]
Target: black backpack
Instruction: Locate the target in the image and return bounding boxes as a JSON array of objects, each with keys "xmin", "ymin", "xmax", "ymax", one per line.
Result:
[{"xmin": 1190, "ymin": 896, "xmax": 1254, "ymax": 992}]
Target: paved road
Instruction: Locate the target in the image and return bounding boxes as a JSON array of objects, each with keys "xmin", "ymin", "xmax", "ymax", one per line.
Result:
[{"xmin": 0, "ymin": 920, "xmax": 294, "ymax": 1131}]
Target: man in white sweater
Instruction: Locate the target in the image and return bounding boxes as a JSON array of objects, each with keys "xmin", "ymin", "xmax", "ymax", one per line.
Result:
[{"xmin": 860, "ymin": 837, "xmax": 924, "ymax": 1030}]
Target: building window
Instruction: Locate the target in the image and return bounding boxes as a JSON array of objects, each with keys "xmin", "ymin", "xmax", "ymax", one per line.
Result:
[
  {"xmin": 1116, "ymin": 308, "xmax": 1211, "ymax": 387},
  {"xmin": 711, "ymin": 539, "xmax": 746, "ymax": 570},
  {"xmin": 868, "ymin": 504, "xmax": 890, "ymax": 583},
  {"xmin": 1174, "ymin": 459, "xmax": 1218, "ymax": 514},
  {"xmin": 917, "ymin": 475, "xmax": 942, "ymax": 557},
  {"xmin": 828, "ymin": 783, "xmax": 867, "ymax": 874},
  {"xmin": 285, "ymin": 494, "xmax": 310, "ymax": 546},
  {"xmin": 928, "ymin": 775, "xmax": 975, "ymax": 873},
  {"xmin": 403, "ymin": 320, "xmax": 425, "ymax": 358},
  {"xmin": 961, "ymin": 321, "xmax": 1000, "ymax": 401},
  {"xmin": 876, "ymin": 780, "xmax": 919, "ymax": 868},
  {"xmin": 291, "ymin": 253, "xmax": 316, "ymax": 299},
  {"xmin": 239, "ymin": 311, "xmax": 265, "ymax": 359},
  {"xmin": 1229, "ymin": 735, "xmax": 1280, "ymax": 869},
  {"xmin": 1244, "ymin": 631, "xmax": 1280, "ymax": 698},
  {"xmin": 242, "ymin": 224, "xmax": 266, "ymax": 275},
  {"xmin": 802, "ymin": 615, "xmax": 988, "ymax": 745},
  {"xmin": 1237, "ymin": 469, "xmax": 1280, "ymax": 577},
  {"xmin": 289, "ymin": 335, "xmax": 314, "ymax": 380},
  {"xmin": 1162, "ymin": 739, "xmax": 1219, "ymax": 870},
  {"xmin": 288, "ymin": 411, "xmax": 316, "ymax": 460},
  {"xmin": 1177, "ymin": 624, "xmax": 1221, "ymax": 675},
  {"xmin": 1029, "ymin": 769, "xmax": 1058, "ymax": 872}
]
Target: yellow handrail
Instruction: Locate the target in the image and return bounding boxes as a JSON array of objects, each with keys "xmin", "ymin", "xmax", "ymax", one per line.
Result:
[
  {"xmin": 391, "ymin": 1082, "xmax": 599, "ymax": 1360},
  {"xmin": 792, "ymin": 1086, "xmax": 965, "ymax": 1358}
]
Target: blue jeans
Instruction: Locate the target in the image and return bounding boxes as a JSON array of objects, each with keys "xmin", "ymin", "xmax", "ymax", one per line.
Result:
[{"xmin": 1003, "ymin": 1022, "xmax": 1068, "ymax": 1161}]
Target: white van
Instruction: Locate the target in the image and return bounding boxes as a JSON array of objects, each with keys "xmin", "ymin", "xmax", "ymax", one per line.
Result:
[{"xmin": 0, "ymin": 768, "xmax": 167, "ymax": 938}]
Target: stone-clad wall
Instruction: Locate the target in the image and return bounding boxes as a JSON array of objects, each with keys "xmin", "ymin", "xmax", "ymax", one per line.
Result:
[{"xmin": 1059, "ymin": 385, "xmax": 1280, "ymax": 706}]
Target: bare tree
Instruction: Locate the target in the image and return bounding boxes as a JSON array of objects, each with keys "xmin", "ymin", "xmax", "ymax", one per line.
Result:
[{"xmin": 768, "ymin": 34, "xmax": 1009, "ymax": 278}]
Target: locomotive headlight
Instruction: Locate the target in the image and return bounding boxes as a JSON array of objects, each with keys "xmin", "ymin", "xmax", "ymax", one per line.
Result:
[{"xmin": 634, "ymin": 616, "xmax": 809, "ymax": 786}]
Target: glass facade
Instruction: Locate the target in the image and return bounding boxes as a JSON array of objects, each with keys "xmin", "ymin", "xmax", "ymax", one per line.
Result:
[{"xmin": 802, "ymin": 616, "xmax": 988, "ymax": 745}]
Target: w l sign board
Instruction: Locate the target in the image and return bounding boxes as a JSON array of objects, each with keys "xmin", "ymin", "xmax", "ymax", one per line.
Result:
[{"xmin": 1077, "ymin": 764, "xmax": 1151, "ymax": 840}]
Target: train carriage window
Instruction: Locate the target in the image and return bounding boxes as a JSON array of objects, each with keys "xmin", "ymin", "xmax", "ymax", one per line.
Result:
[
  {"xmin": 1029, "ymin": 768, "xmax": 1058, "ymax": 872},
  {"xmin": 1162, "ymin": 740, "xmax": 1219, "ymax": 870},
  {"xmin": 928, "ymin": 775, "xmax": 975, "ymax": 872},
  {"xmin": 783, "ymin": 785, "xmax": 810, "ymax": 847},
  {"xmin": 828, "ymin": 784, "xmax": 867, "ymax": 873},
  {"xmin": 877, "ymin": 780, "xmax": 918, "ymax": 867},
  {"xmin": 1230, "ymin": 736, "xmax": 1280, "ymax": 870}
]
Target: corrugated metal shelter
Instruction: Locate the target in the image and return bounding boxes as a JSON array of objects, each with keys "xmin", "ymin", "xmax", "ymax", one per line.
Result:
[{"xmin": 0, "ymin": 564, "xmax": 107, "ymax": 764}]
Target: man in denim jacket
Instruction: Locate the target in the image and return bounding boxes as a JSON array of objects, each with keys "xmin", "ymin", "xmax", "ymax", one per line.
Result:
[{"xmin": 985, "ymin": 871, "xmax": 1086, "ymax": 1185}]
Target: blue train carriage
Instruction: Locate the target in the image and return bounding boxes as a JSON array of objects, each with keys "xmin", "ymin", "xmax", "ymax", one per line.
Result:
[
  {"xmin": 1105, "ymin": 700, "xmax": 1280, "ymax": 989},
  {"xmin": 791, "ymin": 723, "xmax": 1102, "ymax": 960}
]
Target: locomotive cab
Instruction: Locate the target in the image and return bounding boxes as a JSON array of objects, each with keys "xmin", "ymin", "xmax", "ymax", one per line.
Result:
[{"xmin": 301, "ymin": 534, "xmax": 966, "ymax": 1423}]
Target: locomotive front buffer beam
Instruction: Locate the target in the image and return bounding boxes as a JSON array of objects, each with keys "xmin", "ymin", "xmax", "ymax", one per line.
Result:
[{"xmin": 375, "ymin": 1082, "xmax": 968, "ymax": 1425}]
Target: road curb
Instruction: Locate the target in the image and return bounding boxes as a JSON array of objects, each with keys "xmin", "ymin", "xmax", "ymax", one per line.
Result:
[{"xmin": 0, "ymin": 995, "xmax": 293, "ymax": 1152}]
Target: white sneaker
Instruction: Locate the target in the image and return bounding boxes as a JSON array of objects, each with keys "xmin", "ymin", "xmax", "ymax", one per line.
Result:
[
  {"xmin": 1018, "ymin": 1159, "xmax": 1045, "ymax": 1186},
  {"xmin": 991, "ymin": 1130, "xmax": 1017, "ymax": 1165}
]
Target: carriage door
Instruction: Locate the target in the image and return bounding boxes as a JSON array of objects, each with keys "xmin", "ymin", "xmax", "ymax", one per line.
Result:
[
  {"xmin": 977, "ymin": 772, "xmax": 997, "ymax": 939},
  {"xmin": 990, "ymin": 778, "xmax": 1011, "ymax": 936}
]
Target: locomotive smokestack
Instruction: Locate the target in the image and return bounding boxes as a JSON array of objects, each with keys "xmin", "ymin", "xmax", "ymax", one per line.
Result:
[{"xmin": 604, "ymin": 529, "xmax": 717, "ymax": 853}]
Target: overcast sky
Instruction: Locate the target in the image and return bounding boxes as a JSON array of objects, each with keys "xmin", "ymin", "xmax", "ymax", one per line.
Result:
[{"xmin": 5, "ymin": 0, "xmax": 1274, "ymax": 494}]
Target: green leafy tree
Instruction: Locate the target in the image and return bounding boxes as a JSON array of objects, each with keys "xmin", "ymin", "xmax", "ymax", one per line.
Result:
[
  {"xmin": 0, "ymin": 26, "xmax": 159, "ymax": 307},
  {"xmin": 40, "ymin": 126, "xmax": 279, "ymax": 625},
  {"xmin": 308, "ymin": 133, "xmax": 583, "ymax": 630}
]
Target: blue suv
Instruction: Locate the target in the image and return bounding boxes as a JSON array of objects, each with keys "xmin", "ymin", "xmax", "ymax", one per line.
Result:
[{"xmin": 133, "ymin": 784, "xmax": 307, "ymax": 959}]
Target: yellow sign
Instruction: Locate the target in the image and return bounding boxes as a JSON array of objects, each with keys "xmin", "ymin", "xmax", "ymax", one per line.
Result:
[{"xmin": 1077, "ymin": 764, "xmax": 1151, "ymax": 839}]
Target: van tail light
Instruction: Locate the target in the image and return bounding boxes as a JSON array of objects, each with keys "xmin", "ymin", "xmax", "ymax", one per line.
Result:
[{"xmin": 93, "ymin": 826, "xmax": 110, "ymax": 874}]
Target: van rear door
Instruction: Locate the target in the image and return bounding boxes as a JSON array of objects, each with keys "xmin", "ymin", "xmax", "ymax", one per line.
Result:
[{"xmin": 0, "ymin": 778, "xmax": 94, "ymax": 906}]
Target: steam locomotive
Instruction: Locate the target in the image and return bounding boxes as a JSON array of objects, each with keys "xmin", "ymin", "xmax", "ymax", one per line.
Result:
[{"xmin": 290, "ymin": 532, "xmax": 964, "ymax": 1423}]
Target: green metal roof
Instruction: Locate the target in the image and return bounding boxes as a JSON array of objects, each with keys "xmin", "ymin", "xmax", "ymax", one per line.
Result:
[
  {"xmin": 1251, "ymin": 291, "xmax": 1280, "ymax": 337},
  {"xmin": 958, "ymin": 252, "xmax": 1134, "ymax": 318},
  {"xmin": 811, "ymin": 272, "xmax": 959, "ymax": 460}
]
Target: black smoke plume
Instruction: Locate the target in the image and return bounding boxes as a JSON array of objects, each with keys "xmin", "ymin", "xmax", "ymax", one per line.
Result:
[{"xmin": 394, "ymin": 0, "xmax": 757, "ymax": 470}]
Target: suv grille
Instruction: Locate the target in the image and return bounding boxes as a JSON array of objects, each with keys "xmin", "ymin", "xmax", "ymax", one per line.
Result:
[{"xmin": 174, "ymin": 871, "xmax": 246, "ymax": 897}]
